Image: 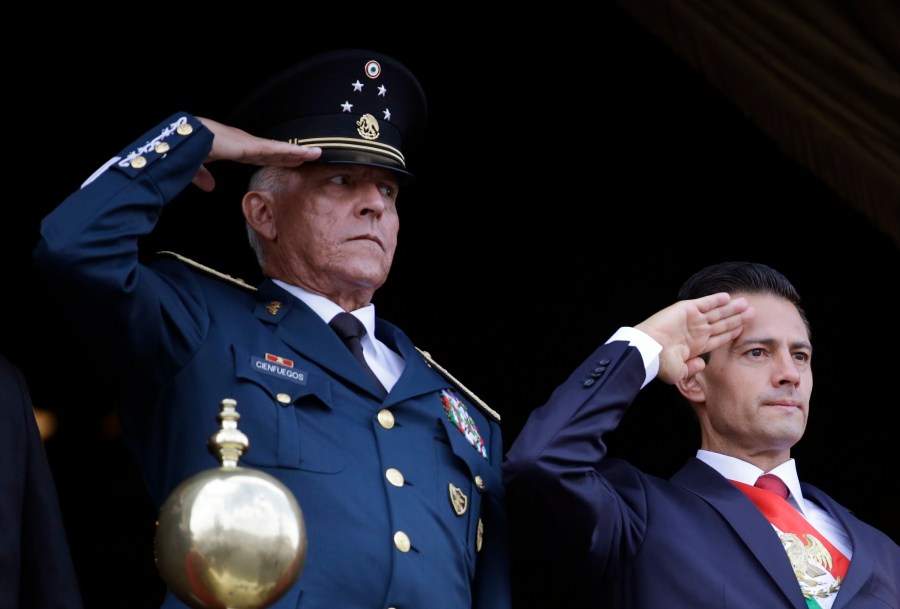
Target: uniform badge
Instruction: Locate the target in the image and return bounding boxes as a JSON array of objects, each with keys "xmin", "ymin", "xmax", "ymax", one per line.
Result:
[
  {"xmin": 252, "ymin": 354, "xmax": 306, "ymax": 385},
  {"xmin": 448, "ymin": 483, "xmax": 468, "ymax": 516},
  {"xmin": 477, "ymin": 518, "xmax": 484, "ymax": 552},
  {"xmin": 265, "ymin": 301, "xmax": 283, "ymax": 316},
  {"xmin": 441, "ymin": 389, "xmax": 488, "ymax": 459},
  {"xmin": 265, "ymin": 353, "xmax": 294, "ymax": 367}
]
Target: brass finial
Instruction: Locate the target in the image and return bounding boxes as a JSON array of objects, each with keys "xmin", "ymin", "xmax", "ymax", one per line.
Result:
[{"xmin": 207, "ymin": 398, "xmax": 250, "ymax": 467}]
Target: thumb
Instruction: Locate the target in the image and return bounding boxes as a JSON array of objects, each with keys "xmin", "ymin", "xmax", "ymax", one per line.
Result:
[
  {"xmin": 683, "ymin": 355, "xmax": 708, "ymax": 379},
  {"xmin": 191, "ymin": 165, "xmax": 216, "ymax": 192}
]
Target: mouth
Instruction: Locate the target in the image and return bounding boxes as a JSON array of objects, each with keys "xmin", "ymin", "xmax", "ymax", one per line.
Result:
[
  {"xmin": 762, "ymin": 400, "xmax": 802, "ymax": 409},
  {"xmin": 348, "ymin": 234, "xmax": 383, "ymax": 249}
]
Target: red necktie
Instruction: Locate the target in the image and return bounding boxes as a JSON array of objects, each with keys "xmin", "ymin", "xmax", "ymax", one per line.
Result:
[
  {"xmin": 755, "ymin": 473, "xmax": 790, "ymax": 498},
  {"xmin": 731, "ymin": 474, "xmax": 849, "ymax": 605}
]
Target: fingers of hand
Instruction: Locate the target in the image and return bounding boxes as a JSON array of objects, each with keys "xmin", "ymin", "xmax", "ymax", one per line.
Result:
[
  {"xmin": 712, "ymin": 296, "xmax": 753, "ymax": 328},
  {"xmin": 701, "ymin": 295, "xmax": 749, "ymax": 324},
  {"xmin": 250, "ymin": 144, "xmax": 322, "ymax": 167},
  {"xmin": 704, "ymin": 306, "xmax": 752, "ymax": 352},
  {"xmin": 695, "ymin": 292, "xmax": 731, "ymax": 313},
  {"xmin": 697, "ymin": 296, "xmax": 753, "ymax": 353}
]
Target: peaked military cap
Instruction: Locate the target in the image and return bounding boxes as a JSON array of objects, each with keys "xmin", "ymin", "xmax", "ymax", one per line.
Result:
[{"xmin": 229, "ymin": 49, "xmax": 427, "ymax": 178}]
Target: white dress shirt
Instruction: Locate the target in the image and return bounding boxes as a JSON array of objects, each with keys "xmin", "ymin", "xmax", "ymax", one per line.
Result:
[{"xmin": 273, "ymin": 280, "xmax": 404, "ymax": 391}]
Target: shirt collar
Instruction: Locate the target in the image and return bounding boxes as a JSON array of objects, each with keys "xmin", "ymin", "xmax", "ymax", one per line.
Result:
[
  {"xmin": 273, "ymin": 279, "xmax": 377, "ymax": 337},
  {"xmin": 696, "ymin": 450, "xmax": 808, "ymax": 516}
]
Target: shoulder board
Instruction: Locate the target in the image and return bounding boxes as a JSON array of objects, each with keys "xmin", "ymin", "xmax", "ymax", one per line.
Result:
[
  {"xmin": 156, "ymin": 251, "xmax": 257, "ymax": 292},
  {"xmin": 416, "ymin": 347, "xmax": 501, "ymax": 423}
]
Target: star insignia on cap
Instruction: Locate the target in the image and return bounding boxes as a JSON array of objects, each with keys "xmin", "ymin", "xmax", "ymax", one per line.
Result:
[
  {"xmin": 351, "ymin": 80, "xmax": 364, "ymax": 92},
  {"xmin": 382, "ymin": 108, "xmax": 392, "ymax": 120},
  {"xmin": 341, "ymin": 101, "xmax": 353, "ymax": 112},
  {"xmin": 378, "ymin": 85, "xmax": 387, "ymax": 97}
]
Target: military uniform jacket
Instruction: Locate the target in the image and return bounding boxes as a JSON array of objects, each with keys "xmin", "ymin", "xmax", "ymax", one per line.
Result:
[
  {"xmin": 502, "ymin": 341, "xmax": 900, "ymax": 608},
  {"xmin": 34, "ymin": 114, "xmax": 510, "ymax": 609}
]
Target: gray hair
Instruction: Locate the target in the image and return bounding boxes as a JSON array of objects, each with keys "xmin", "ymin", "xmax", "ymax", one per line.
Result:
[{"xmin": 244, "ymin": 167, "xmax": 291, "ymax": 268}]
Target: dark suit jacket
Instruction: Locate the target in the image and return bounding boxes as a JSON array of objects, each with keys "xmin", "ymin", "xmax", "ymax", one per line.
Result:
[
  {"xmin": 0, "ymin": 354, "xmax": 84, "ymax": 609},
  {"xmin": 33, "ymin": 114, "xmax": 510, "ymax": 609},
  {"xmin": 503, "ymin": 341, "xmax": 900, "ymax": 608}
]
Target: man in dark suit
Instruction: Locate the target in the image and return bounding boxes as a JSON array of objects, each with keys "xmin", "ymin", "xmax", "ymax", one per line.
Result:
[
  {"xmin": 33, "ymin": 49, "xmax": 509, "ymax": 609},
  {"xmin": 0, "ymin": 354, "xmax": 84, "ymax": 609},
  {"xmin": 503, "ymin": 261, "xmax": 899, "ymax": 608}
]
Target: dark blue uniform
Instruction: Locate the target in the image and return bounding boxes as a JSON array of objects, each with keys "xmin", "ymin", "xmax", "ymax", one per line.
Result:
[{"xmin": 34, "ymin": 114, "xmax": 510, "ymax": 609}]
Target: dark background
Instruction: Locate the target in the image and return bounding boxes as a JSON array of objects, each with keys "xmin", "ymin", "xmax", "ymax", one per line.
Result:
[{"xmin": 4, "ymin": 4, "xmax": 898, "ymax": 608}]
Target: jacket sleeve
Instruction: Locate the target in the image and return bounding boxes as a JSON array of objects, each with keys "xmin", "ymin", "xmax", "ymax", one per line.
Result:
[
  {"xmin": 501, "ymin": 340, "xmax": 649, "ymax": 601},
  {"xmin": 32, "ymin": 113, "xmax": 215, "ymax": 384},
  {"xmin": 503, "ymin": 340, "xmax": 645, "ymax": 498}
]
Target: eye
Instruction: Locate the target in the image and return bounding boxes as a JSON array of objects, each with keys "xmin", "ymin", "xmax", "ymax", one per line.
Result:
[
  {"xmin": 747, "ymin": 348, "xmax": 765, "ymax": 358},
  {"xmin": 379, "ymin": 184, "xmax": 396, "ymax": 199},
  {"xmin": 793, "ymin": 351, "xmax": 811, "ymax": 363},
  {"xmin": 329, "ymin": 175, "xmax": 350, "ymax": 186}
]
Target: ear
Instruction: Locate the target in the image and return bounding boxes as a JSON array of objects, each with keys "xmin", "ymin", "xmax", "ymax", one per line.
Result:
[
  {"xmin": 676, "ymin": 373, "xmax": 706, "ymax": 404},
  {"xmin": 242, "ymin": 190, "xmax": 277, "ymax": 240}
]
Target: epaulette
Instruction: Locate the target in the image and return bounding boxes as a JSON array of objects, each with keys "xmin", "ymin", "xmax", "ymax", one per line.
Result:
[
  {"xmin": 416, "ymin": 347, "xmax": 501, "ymax": 423},
  {"xmin": 156, "ymin": 251, "xmax": 257, "ymax": 292}
]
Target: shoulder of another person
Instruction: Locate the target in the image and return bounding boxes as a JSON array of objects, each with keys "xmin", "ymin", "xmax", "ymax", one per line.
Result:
[
  {"xmin": 415, "ymin": 347, "xmax": 501, "ymax": 423},
  {"xmin": 155, "ymin": 251, "xmax": 256, "ymax": 292}
]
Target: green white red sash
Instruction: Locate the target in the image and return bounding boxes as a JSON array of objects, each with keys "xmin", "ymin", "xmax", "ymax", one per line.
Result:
[{"xmin": 731, "ymin": 480, "xmax": 849, "ymax": 609}]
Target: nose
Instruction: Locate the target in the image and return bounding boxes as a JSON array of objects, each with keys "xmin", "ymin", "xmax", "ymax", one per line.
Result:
[
  {"xmin": 772, "ymin": 350, "xmax": 801, "ymax": 387},
  {"xmin": 356, "ymin": 184, "xmax": 387, "ymax": 217}
]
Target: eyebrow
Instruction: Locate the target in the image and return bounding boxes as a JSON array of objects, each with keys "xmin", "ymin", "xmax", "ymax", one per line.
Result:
[{"xmin": 733, "ymin": 337, "xmax": 813, "ymax": 352}]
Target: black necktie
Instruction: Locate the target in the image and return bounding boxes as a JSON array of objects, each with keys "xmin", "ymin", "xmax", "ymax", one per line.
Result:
[{"xmin": 329, "ymin": 312, "xmax": 388, "ymax": 397}]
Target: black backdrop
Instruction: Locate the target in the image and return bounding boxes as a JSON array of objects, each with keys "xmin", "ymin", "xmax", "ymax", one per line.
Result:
[{"xmin": 4, "ymin": 4, "xmax": 898, "ymax": 608}]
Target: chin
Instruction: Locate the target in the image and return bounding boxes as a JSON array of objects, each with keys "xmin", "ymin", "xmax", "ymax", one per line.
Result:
[{"xmin": 349, "ymin": 268, "xmax": 390, "ymax": 288}]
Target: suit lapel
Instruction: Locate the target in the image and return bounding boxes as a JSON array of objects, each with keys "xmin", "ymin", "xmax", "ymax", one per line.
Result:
[
  {"xmin": 672, "ymin": 459, "xmax": 807, "ymax": 607},
  {"xmin": 802, "ymin": 485, "xmax": 869, "ymax": 609}
]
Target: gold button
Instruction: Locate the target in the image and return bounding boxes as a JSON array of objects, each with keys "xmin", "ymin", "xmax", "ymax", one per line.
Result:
[
  {"xmin": 154, "ymin": 142, "xmax": 170, "ymax": 154},
  {"xmin": 393, "ymin": 531, "xmax": 411, "ymax": 552},
  {"xmin": 377, "ymin": 409, "xmax": 395, "ymax": 429},
  {"xmin": 474, "ymin": 475, "xmax": 485, "ymax": 490},
  {"xmin": 276, "ymin": 393, "xmax": 291, "ymax": 404},
  {"xmin": 176, "ymin": 123, "xmax": 193, "ymax": 135},
  {"xmin": 385, "ymin": 468, "xmax": 404, "ymax": 487},
  {"xmin": 130, "ymin": 156, "xmax": 147, "ymax": 169}
]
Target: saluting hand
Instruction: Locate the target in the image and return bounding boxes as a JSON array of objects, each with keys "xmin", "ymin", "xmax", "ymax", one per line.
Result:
[
  {"xmin": 635, "ymin": 293, "xmax": 753, "ymax": 385},
  {"xmin": 190, "ymin": 117, "xmax": 323, "ymax": 192}
]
